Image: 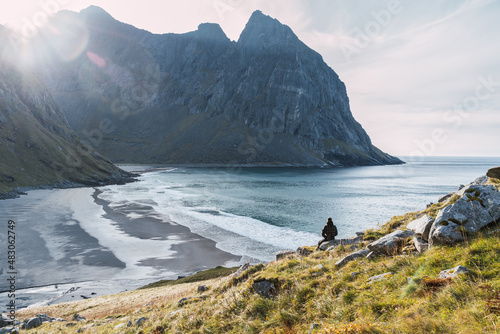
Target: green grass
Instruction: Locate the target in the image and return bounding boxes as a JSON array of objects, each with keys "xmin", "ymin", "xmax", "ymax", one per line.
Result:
[
  {"xmin": 139, "ymin": 266, "xmax": 239, "ymax": 289},
  {"xmin": 152, "ymin": 229, "xmax": 500, "ymax": 334}
]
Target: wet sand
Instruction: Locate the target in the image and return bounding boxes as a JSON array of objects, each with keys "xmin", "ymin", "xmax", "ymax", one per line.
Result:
[{"xmin": 92, "ymin": 189, "xmax": 242, "ymax": 273}]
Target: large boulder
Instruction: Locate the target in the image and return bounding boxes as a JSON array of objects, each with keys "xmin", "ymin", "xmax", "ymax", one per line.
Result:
[
  {"xmin": 429, "ymin": 185, "xmax": 500, "ymax": 245},
  {"xmin": 406, "ymin": 215, "xmax": 434, "ymax": 241},
  {"xmin": 367, "ymin": 229, "xmax": 414, "ymax": 255},
  {"xmin": 487, "ymin": 167, "xmax": 500, "ymax": 179}
]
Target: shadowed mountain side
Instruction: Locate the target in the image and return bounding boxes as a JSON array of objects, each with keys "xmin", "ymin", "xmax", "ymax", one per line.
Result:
[
  {"xmin": 37, "ymin": 7, "xmax": 402, "ymax": 167},
  {"xmin": 0, "ymin": 26, "xmax": 135, "ymax": 198}
]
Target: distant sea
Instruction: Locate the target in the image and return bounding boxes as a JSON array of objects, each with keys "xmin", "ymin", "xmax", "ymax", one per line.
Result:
[{"xmin": 1, "ymin": 156, "xmax": 499, "ymax": 309}]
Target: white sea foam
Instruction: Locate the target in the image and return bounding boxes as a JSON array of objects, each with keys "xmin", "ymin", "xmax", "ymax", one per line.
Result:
[{"xmin": 98, "ymin": 172, "xmax": 318, "ymax": 262}]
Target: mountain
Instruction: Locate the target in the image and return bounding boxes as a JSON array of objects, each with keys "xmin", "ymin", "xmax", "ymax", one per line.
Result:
[
  {"xmin": 37, "ymin": 7, "xmax": 402, "ymax": 167},
  {"xmin": 0, "ymin": 26, "xmax": 135, "ymax": 198}
]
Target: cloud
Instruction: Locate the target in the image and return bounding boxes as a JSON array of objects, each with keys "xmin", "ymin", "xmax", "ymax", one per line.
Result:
[{"xmin": 289, "ymin": 0, "xmax": 500, "ymax": 156}]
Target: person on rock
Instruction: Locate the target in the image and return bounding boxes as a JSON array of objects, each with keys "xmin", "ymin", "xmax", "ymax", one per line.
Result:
[{"xmin": 317, "ymin": 217, "xmax": 338, "ymax": 248}]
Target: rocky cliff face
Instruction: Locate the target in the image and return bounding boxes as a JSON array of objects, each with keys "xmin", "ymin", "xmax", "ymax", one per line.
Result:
[
  {"xmin": 39, "ymin": 7, "xmax": 402, "ymax": 166},
  {"xmin": 0, "ymin": 26, "xmax": 134, "ymax": 198}
]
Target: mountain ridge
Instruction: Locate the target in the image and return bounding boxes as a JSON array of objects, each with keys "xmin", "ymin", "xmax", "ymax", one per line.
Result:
[{"xmin": 37, "ymin": 7, "xmax": 402, "ymax": 167}]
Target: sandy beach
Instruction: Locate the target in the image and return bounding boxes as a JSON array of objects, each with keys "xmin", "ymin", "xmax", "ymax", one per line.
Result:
[{"xmin": 0, "ymin": 186, "xmax": 242, "ymax": 310}]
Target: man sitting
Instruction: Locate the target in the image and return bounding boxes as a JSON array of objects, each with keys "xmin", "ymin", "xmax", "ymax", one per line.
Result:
[{"xmin": 317, "ymin": 217, "xmax": 338, "ymax": 248}]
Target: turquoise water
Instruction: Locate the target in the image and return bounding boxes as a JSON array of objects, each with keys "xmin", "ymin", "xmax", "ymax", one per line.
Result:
[{"xmin": 127, "ymin": 157, "xmax": 499, "ymax": 240}]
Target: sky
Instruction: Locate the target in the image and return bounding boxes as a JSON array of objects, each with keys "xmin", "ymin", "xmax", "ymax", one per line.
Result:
[{"xmin": 1, "ymin": 0, "xmax": 499, "ymax": 157}]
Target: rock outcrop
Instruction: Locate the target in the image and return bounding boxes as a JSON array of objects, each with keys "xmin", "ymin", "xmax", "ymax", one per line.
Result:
[
  {"xmin": 487, "ymin": 167, "xmax": 500, "ymax": 179},
  {"xmin": 34, "ymin": 7, "xmax": 402, "ymax": 167},
  {"xmin": 0, "ymin": 26, "xmax": 135, "ymax": 198},
  {"xmin": 429, "ymin": 185, "xmax": 500, "ymax": 245}
]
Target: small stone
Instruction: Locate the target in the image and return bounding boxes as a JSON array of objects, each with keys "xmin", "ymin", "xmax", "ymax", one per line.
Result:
[
  {"xmin": 178, "ymin": 297, "xmax": 192, "ymax": 307},
  {"xmin": 313, "ymin": 264, "xmax": 324, "ymax": 270},
  {"xmin": 114, "ymin": 323, "xmax": 125, "ymax": 329},
  {"xmin": 367, "ymin": 272, "xmax": 393, "ymax": 284},
  {"xmin": 438, "ymin": 265, "xmax": 469, "ymax": 279},
  {"xmin": 308, "ymin": 323, "xmax": 321, "ymax": 333},
  {"xmin": 198, "ymin": 285, "xmax": 208, "ymax": 293},
  {"xmin": 72, "ymin": 314, "xmax": 86, "ymax": 322},
  {"xmin": 127, "ymin": 321, "xmax": 133, "ymax": 327},
  {"xmin": 438, "ymin": 193, "xmax": 453, "ymax": 203},
  {"xmin": 407, "ymin": 277, "xmax": 422, "ymax": 284},
  {"xmin": 351, "ymin": 272, "xmax": 359, "ymax": 279},
  {"xmin": 136, "ymin": 317, "xmax": 148, "ymax": 326},
  {"xmin": 276, "ymin": 250, "xmax": 294, "ymax": 260},
  {"xmin": 24, "ymin": 317, "xmax": 42, "ymax": 330},
  {"xmin": 36, "ymin": 313, "xmax": 55, "ymax": 323},
  {"xmin": 252, "ymin": 280, "xmax": 275, "ymax": 298},
  {"xmin": 335, "ymin": 249, "xmax": 370, "ymax": 267},
  {"xmin": 232, "ymin": 263, "xmax": 250, "ymax": 279},
  {"xmin": 413, "ymin": 236, "xmax": 429, "ymax": 253},
  {"xmin": 0, "ymin": 314, "xmax": 16, "ymax": 328},
  {"xmin": 296, "ymin": 246, "xmax": 314, "ymax": 257},
  {"xmin": 169, "ymin": 309, "xmax": 183, "ymax": 317}
]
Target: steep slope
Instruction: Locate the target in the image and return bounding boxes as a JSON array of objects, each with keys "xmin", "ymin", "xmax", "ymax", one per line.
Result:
[
  {"xmin": 0, "ymin": 26, "xmax": 135, "ymax": 198},
  {"xmin": 39, "ymin": 7, "xmax": 402, "ymax": 166}
]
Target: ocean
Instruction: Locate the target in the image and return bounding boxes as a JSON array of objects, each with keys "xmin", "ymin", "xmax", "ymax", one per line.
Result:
[{"xmin": 1, "ymin": 156, "xmax": 499, "ymax": 309}]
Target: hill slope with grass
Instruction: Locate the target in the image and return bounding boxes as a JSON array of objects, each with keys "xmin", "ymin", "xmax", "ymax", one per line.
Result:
[
  {"xmin": 0, "ymin": 27, "xmax": 135, "ymax": 199},
  {"xmin": 11, "ymin": 174, "xmax": 500, "ymax": 333}
]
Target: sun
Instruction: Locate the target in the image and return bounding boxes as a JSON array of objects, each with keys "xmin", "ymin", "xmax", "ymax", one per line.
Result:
[{"xmin": 1, "ymin": 2, "xmax": 89, "ymax": 69}]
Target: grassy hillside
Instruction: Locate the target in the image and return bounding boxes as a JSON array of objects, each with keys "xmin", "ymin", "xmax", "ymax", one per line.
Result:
[
  {"xmin": 0, "ymin": 34, "xmax": 134, "ymax": 197},
  {"xmin": 15, "ymin": 179, "xmax": 500, "ymax": 333}
]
